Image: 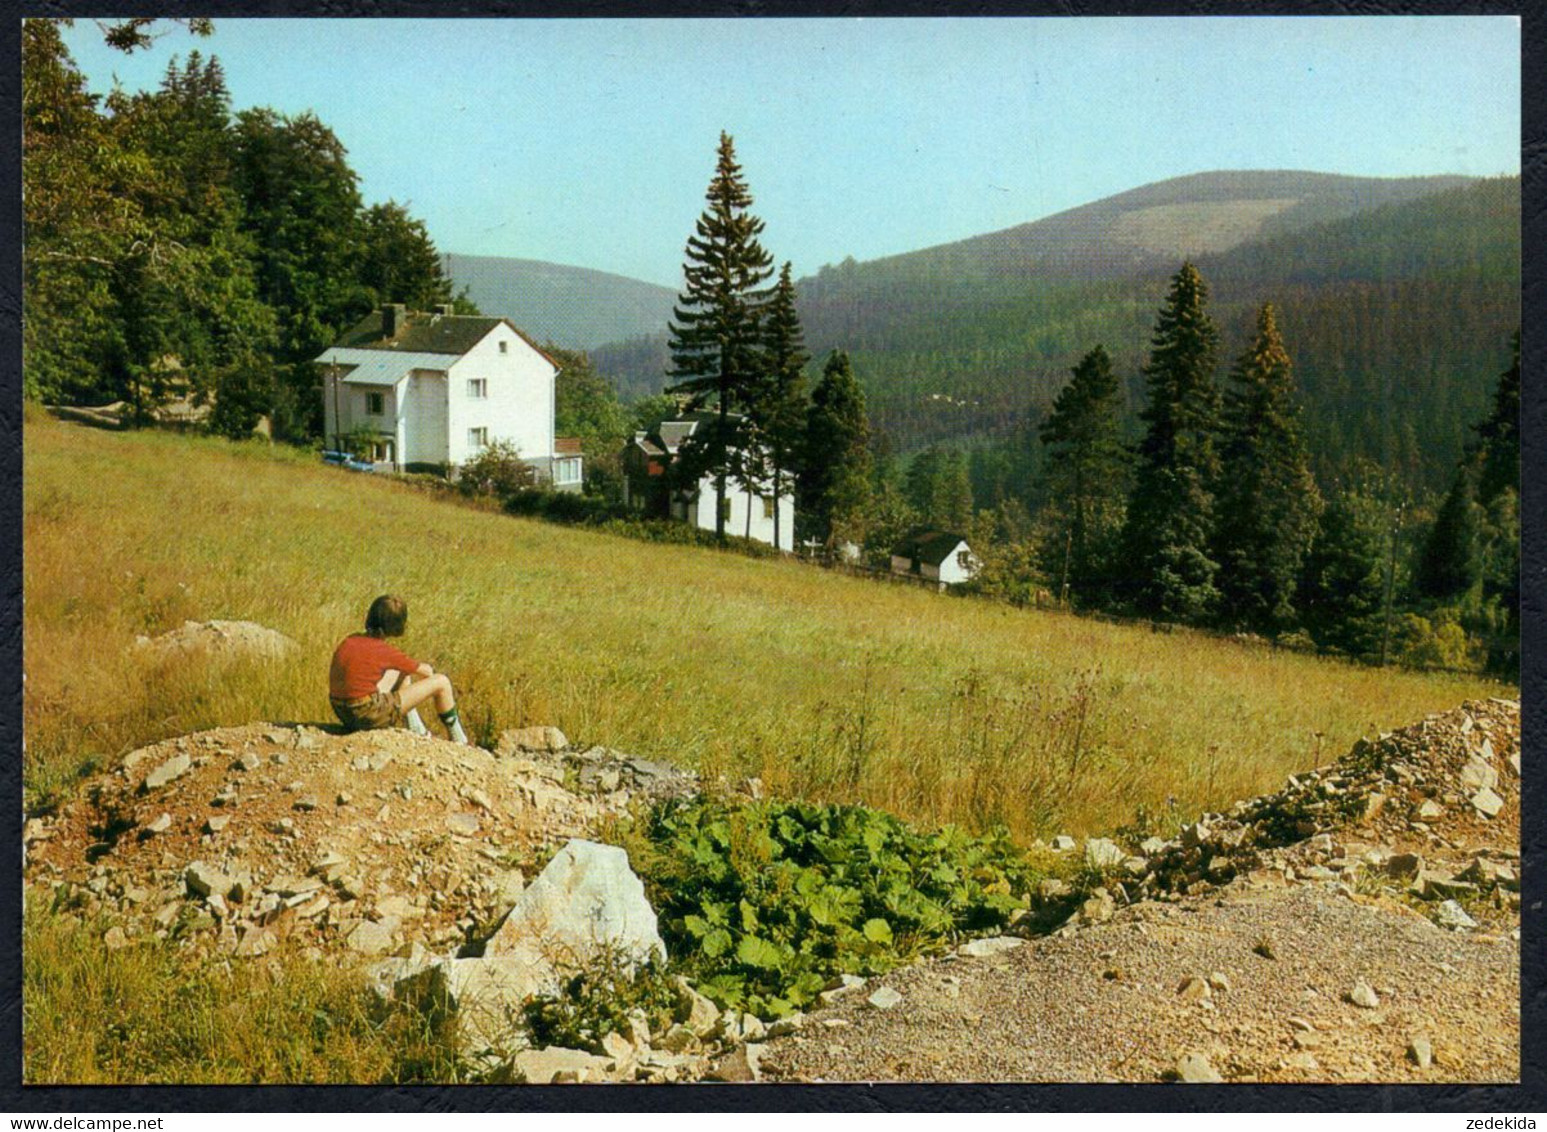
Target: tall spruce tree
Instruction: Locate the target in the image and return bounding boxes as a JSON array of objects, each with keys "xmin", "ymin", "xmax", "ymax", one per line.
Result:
[
  {"xmin": 801, "ymin": 350, "xmax": 872, "ymax": 549},
  {"xmin": 1121, "ymin": 262, "xmax": 1224, "ymax": 621},
  {"xmin": 667, "ymin": 132, "xmax": 775, "ymax": 540},
  {"xmin": 1299, "ymin": 484, "xmax": 1389, "ymax": 658},
  {"xmin": 1416, "ymin": 456, "xmax": 1483, "ymax": 601},
  {"xmin": 1039, "ymin": 344, "xmax": 1130, "ymax": 605},
  {"xmin": 1214, "ymin": 304, "xmax": 1323, "ymax": 632},
  {"xmin": 755, "ymin": 262, "xmax": 808, "ymax": 551}
]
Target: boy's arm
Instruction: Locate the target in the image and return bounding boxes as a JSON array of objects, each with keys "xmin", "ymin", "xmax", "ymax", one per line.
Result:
[{"xmin": 415, "ymin": 662, "xmax": 435, "ymax": 677}]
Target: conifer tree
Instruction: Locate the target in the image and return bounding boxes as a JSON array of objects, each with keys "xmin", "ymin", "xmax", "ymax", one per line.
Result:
[
  {"xmin": 1416, "ymin": 460, "xmax": 1483, "ymax": 601},
  {"xmin": 1038, "ymin": 344, "xmax": 1129, "ymax": 605},
  {"xmin": 753, "ymin": 262, "xmax": 809, "ymax": 551},
  {"xmin": 1121, "ymin": 262, "xmax": 1224, "ymax": 621},
  {"xmin": 800, "ymin": 350, "xmax": 872, "ymax": 549},
  {"xmin": 1299, "ymin": 484, "xmax": 1388, "ymax": 658},
  {"xmin": 667, "ymin": 132, "xmax": 775, "ymax": 540},
  {"xmin": 1474, "ymin": 330, "xmax": 1519, "ymax": 507},
  {"xmin": 1214, "ymin": 304, "xmax": 1323, "ymax": 632}
]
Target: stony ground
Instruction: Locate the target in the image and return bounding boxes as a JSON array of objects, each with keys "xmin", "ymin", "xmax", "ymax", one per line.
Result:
[{"xmin": 25, "ymin": 685, "xmax": 1520, "ymax": 1085}]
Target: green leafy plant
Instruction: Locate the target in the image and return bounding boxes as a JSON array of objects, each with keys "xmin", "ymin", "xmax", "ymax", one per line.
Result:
[
  {"xmin": 519, "ymin": 949, "xmax": 678, "ymax": 1055},
  {"xmin": 619, "ymin": 796, "xmax": 1052, "ymax": 1019}
]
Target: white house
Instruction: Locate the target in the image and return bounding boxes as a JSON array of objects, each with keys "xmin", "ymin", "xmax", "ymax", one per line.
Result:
[
  {"xmin": 315, "ymin": 303, "xmax": 582, "ymax": 490},
  {"xmin": 622, "ymin": 411, "xmax": 796, "ymax": 551},
  {"xmin": 890, "ymin": 528, "xmax": 979, "ymax": 588}
]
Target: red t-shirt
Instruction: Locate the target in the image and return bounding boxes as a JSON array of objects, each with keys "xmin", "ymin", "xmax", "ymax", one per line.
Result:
[{"xmin": 329, "ymin": 634, "xmax": 421, "ymax": 700}]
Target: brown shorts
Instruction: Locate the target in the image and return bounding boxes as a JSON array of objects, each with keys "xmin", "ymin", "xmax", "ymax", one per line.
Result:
[{"xmin": 331, "ymin": 691, "xmax": 404, "ymax": 732}]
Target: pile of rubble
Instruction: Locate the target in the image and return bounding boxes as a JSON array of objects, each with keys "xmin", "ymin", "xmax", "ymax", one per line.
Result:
[
  {"xmin": 24, "ymin": 721, "xmax": 696, "ymax": 964},
  {"xmin": 1049, "ymin": 699, "xmax": 1520, "ymax": 931}
]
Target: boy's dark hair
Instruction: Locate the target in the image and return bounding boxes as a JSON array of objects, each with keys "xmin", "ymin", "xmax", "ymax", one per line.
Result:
[{"xmin": 365, "ymin": 594, "xmax": 408, "ymax": 638}]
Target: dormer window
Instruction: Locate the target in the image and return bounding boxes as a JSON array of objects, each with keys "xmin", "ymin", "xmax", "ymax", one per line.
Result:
[
  {"xmin": 467, "ymin": 378, "xmax": 488, "ymax": 399},
  {"xmin": 366, "ymin": 392, "xmax": 385, "ymax": 415}
]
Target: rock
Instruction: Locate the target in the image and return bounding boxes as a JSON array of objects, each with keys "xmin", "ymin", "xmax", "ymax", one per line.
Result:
[
  {"xmin": 144, "ymin": 812, "xmax": 172, "ymax": 834},
  {"xmin": 1459, "ymin": 758, "xmax": 1499, "ymax": 793},
  {"xmin": 706, "ymin": 1041, "xmax": 765, "ymax": 1083},
  {"xmin": 135, "ymin": 620, "xmax": 299, "ymax": 663},
  {"xmin": 496, "ymin": 726, "xmax": 569, "ymax": 755},
  {"xmin": 1083, "ymin": 838, "xmax": 1125, "ymax": 870},
  {"xmin": 293, "ymin": 795, "xmax": 319, "ymax": 812},
  {"xmin": 1508, "ymin": 751, "xmax": 1520, "ymax": 777},
  {"xmin": 957, "ymin": 936, "xmax": 1023, "ymax": 958},
  {"xmin": 1049, "ymin": 835, "xmax": 1076, "ymax": 852},
  {"xmin": 1434, "ymin": 900, "xmax": 1477, "ymax": 930},
  {"xmin": 1175, "ymin": 1052, "xmax": 1222, "ymax": 1083},
  {"xmin": 1140, "ymin": 836, "xmax": 1168, "ymax": 856},
  {"xmin": 675, "ymin": 977, "xmax": 720, "ymax": 1037},
  {"xmin": 310, "ymin": 851, "xmax": 348, "ymax": 881},
  {"xmin": 658, "ymin": 1023, "xmax": 697, "ymax": 1053},
  {"xmin": 204, "ymin": 815, "xmax": 229, "ymax": 834},
  {"xmin": 1385, "ymin": 852, "xmax": 1424, "ymax": 878},
  {"xmin": 1207, "ymin": 971, "xmax": 1231, "ymax": 993},
  {"xmin": 184, "ymin": 861, "xmax": 237, "ymax": 900},
  {"xmin": 512, "ymin": 1047, "xmax": 611, "ymax": 1084},
  {"xmin": 1078, "ymin": 887, "xmax": 1116, "ymax": 925},
  {"xmin": 1348, "ymin": 980, "xmax": 1380, "ymax": 1009},
  {"xmin": 346, "ymin": 919, "xmax": 396, "ymax": 955},
  {"xmin": 398, "ymin": 956, "xmax": 549, "ymax": 1054},
  {"xmin": 445, "ymin": 812, "xmax": 480, "ymax": 837},
  {"xmin": 1176, "ymin": 975, "xmax": 1212, "ymax": 1002},
  {"xmin": 483, "ymin": 839, "xmax": 666, "ymax": 985},
  {"xmin": 1282, "ymin": 1051, "xmax": 1319, "ymax": 1072},
  {"xmin": 234, "ymin": 926, "xmax": 276, "ymax": 957},
  {"xmin": 1470, "ymin": 788, "xmax": 1504, "ymax": 819},
  {"xmin": 143, "ymin": 754, "xmax": 192, "ymax": 791},
  {"xmin": 766, "ymin": 1013, "xmax": 804, "ymax": 1038},
  {"xmin": 601, "ymin": 1031, "xmax": 635, "ymax": 1066},
  {"xmin": 235, "ymin": 751, "xmax": 262, "ymax": 773},
  {"xmin": 1180, "ymin": 821, "xmax": 1210, "ymax": 850},
  {"xmin": 1417, "ymin": 800, "xmax": 1444, "ymax": 821},
  {"xmin": 1422, "ymin": 875, "xmax": 1478, "ymax": 901},
  {"xmin": 103, "ymin": 926, "xmax": 129, "ymax": 949},
  {"xmin": 867, "ymin": 986, "xmax": 904, "ymax": 1010},
  {"xmin": 1037, "ymin": 879, "xmax": 1071, "ymax": 901},
  {"xmin": 1408, "ymin": 1035, "xmax": 1434, "ymax": 1069}
]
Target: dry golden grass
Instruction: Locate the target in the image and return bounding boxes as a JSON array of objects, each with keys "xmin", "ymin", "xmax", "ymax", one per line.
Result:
[{"xmin": 24, "ymin": 409, "xmax": 1503, "ymax": 840}]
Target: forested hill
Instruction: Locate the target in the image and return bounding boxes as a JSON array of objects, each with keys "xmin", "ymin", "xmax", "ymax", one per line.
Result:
[
  {"xmin": 442, "ymin": 253, "xmax": 676, "ymax": 350},
  {"xmin": 591, "ymin": 172, "xmax": 1516, "ymax": 494}
]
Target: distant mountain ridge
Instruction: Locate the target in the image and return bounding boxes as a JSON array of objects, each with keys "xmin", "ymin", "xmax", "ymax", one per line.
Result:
[{"xmin": 442, "ymin": 252, "xmax": 676, "ymax": 350}]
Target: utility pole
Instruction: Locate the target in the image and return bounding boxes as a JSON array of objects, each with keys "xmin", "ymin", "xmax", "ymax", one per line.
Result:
[
  {"xmin": 1059, "ymin": 525, "xmax": 1074, "ymax": 609},
  {"xmin": 331, "ymin": 361, "xmax": 342, "ymax": 454}
]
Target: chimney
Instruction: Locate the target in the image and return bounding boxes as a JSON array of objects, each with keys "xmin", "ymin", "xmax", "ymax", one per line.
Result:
[
  {"xmin": 382, "ymin": 303, "xmax": 407, "ymax": 338},
  {"xmin": 433, "ymin": 303, "xmax": 454, "ymax": 317}
]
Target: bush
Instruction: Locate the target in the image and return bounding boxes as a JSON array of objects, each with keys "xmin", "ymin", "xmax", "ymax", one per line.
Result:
[
  {"xmin": 519, "ymin": 950, "xmax": 678, "ymax": 1055},
  {"xmin": 616, "ymin": 796, "xmax": 1058, "ymax": 1019},
  {"xmin": 458, "ymin": 441, "xmax": 535, "ymax": 499},
  {"xmin": 1395, "ymin": 610, "xmax": 1481, "ymax": 671}
]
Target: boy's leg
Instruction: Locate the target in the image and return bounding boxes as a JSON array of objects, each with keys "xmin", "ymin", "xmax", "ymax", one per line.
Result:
[
  {"xmin": 398, "ymin": 673, "xmax": 467, "ymax": 744},
  {"xmin": 387, "ymin": 671, "xmax": 429, "ymax": 735}
]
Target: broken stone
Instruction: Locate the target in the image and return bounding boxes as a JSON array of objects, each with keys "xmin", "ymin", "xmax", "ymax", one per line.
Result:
[
  {"xmin": 1083, "ymin": 838, "xmax": 1125, "ymax": 870},
  {"xmin": 512, "ymin": 1046, "xmax": 611, "ymax": 1085},
  {"xmin": 496, "ymin": 726, "xmax": 569, "ymax": 755},
  {"xmin": 1348, "ymin": 980, "xmax": 1380, "ymax": 1009},
  {"xmin": 1176, "ymin": 975, "xmax": 1212, "ymax": 1002},
  {"xmin": 293, "ymin": 795, "xmax": 319, "ymax": 812},
  {"xmin": 445, "ymin": 812, "xmax": 480, "ymax": 837},
  {"xmin": 1385, "ymin": 852, "xmax": 1423, "ymax": 878},
  {"xmin": 483, "ymin": 839, "xmax": 666, "ymax": 985},
  {"xmin": 204, "ymin": 815, "xmax": 229, "ymax": 834},
  {"xmin": 1459, "ymin": 758, "xmax": 1499, "ymax": 793},
  {"xmin": 867, "ymin": 986, "xmax": 904, "ymax": 1010},
  {"xmin": 144, "ymin": 813, "xmax": 172, "ymax": 835},
  {"xmin": 1175, "ymin": 1052, "xmax": 1222, "ymax": 1083},
  {"xmin": 1434, "ymin": 900, "xmax": 1477, "ymax": 930},
  {"xmin": 1049, "ymin": 834, "xmax": 1076, "ymax": 851},
  {"xmin": 142, "ymin": 754, "xmax": 192, "ymax": 791},
  {"xmin": 957, "ymin": 936, "xmax": 1023, "ymax": 958},
  {"xmin": 1470, "ymin": 788, "xmax": 1504, "ymax": 819},
  {"xmin": 1078, "ymin": 887, "xmax": 1116, "ymax": 925},
  {"xmin": 706, "ymin": 1041, "xmax": 765, "ymax": 1083},
  {"xmin": 184, "ymin": 861, "xmax": 237, "ymax": 900},
  {"xmin": 103, "ymin": 925, "xmax": 129, "ymax": 949},
  {"xmin": 1207, "ymin": 971, "xmax": 1231, "ymax": 993},
  {"xmin": 1408, "ymin": 1035, "xmax": 1434, "ymax": 1069},
  {"xmin": 346, "ymin": 919, "xmax": 396, "ymax": 955},
  {"xmin": 1417, "ymin": 800, "xmax": 1444, "ymax": 821}
]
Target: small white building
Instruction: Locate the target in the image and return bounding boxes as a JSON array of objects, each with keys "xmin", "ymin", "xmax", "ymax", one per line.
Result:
[
  {"xmin": 890, "ymin": 528, "xmax": 978, "ymax": 588},
  {"xmin": 315, "ymin": 303, "xmax": 582, "ymax": 489},
  {"xmin": 622, "ymin": 412, "xmax": 795, "ymax": 551}
]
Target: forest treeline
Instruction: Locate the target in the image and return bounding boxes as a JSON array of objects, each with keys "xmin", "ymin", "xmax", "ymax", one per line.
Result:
[{"xmin": 23, "ymin": 20, "xmax": 462, "ymax": 441}]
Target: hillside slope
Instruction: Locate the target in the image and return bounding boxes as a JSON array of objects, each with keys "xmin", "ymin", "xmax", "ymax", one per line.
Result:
[{"xmin": 443, "ymin": 252, "xmax": 677, "ymax": 350}]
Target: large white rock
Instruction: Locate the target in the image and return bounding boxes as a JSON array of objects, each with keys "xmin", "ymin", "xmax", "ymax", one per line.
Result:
[
  {"xmin": 398, "ymin": 956, "xmax": 547, "ymax": 1056},
  {"xmin": 484, "ymin": 839, "xmax": 666, "ymax": 976}
]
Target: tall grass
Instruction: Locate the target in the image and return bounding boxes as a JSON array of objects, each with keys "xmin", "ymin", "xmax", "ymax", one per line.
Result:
[{"xmin": 24, "ymin": 411, "xmax": 1502, "ymax": 839}]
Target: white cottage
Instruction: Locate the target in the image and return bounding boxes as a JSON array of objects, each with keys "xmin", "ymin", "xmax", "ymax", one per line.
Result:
[
  {"xmin": 622, "ymin": 411, "xmax": 796, "ymax": 552},
  {"xmin": 316, "ymin": 303, "xmax": 582, "ymax": 489},
  {"xmin": 890, "ymin": 528, "xmax": 978, "ymax": 588}
]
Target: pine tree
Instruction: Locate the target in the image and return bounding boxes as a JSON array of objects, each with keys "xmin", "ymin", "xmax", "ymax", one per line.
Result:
[
  {"xmin": 666, "ymin": 132, "xmax": 775, "ymax": 540},
  {"xmin": 800, "ymin": 350, "xmax": 872, "ymax": 549},
  {"xmin": 754, "ymin": 262, "xmax": 808, "ymax": 551},
  {"xmin": 1038, "ymin": 344, "xmax": 1129, "ymax": 605},
  {"xmin": 1474, "ymin": 330, "xmax": 1519, "ymax": 507},
  {"xmin": 1299, "ymin": 485, "xmax": 1388, "ymax": 658},
  {"xmin": 1416, "ymin": 460, "xmax": 1483, "ymax": 601},
  {"xmin": 1214, "ymin": 304, "xmax": 1323, "ymax": 632},
  {"xmin": 1121, "ymin": 262, "xmax": 1224, "ymax": 621}
]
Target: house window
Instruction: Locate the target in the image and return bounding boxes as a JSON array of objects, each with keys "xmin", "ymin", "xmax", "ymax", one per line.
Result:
[
  {"xmin": 498, "ymin": 341, "xmax": 509, "ymax": 354},
  {"xmin": 366, "ymin": 391, "xmax": 384, "ymax": 415},
  {"xmin": 467, "ymin": 378, "xmax": 487, "ymax": 399},
  {"xmin": 554, "ymin": 457, "xmax": 582, "ymax": 485},
  {"xmin": 762, "ymin": 496, "xmax": 775, "ymax": 520},
  {"xmin": 468, "ymin": 427, "xmax": 488, "ymax": 449}
]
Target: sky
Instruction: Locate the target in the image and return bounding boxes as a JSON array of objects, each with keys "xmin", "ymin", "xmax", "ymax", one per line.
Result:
[{"xmin": 59, "ymin": 16, "xmax": 1521, "ymax": 290}]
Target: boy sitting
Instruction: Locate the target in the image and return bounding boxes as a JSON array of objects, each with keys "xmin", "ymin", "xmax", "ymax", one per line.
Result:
[{"xmin": 329, "ymin": 594, "xmax": 468, "ymax": 744}]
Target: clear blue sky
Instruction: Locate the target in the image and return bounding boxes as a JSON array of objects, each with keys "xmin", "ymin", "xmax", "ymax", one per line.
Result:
[{"xmin": 60, "ymin": 16, "xmax": 1520, "ymax": 289}]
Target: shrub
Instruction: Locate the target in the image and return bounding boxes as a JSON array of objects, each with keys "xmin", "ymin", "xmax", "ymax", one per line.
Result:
[
  {"xmin": 616, "ymin": 796, "xmax": 1056, "ymax": 1019},
  {"xmin": 519, "ymin": 950, "xmax": 679, "ymax": 1055},
  {"xmin": 457, "ymin": 441, "xmax": 535, "ymax": 499}
]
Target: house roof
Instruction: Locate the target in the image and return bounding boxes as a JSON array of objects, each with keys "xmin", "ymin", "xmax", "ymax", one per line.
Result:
[
  {"xmin": 554, "ymin": 437, "xmax": 583, "ymax": 456},
  {"xmin": 630, "ymin": 432, "xmax": 666, "ymax": 457},
  {"xmin": 891, "ymin": 528, "xmax": 969, "ymax": 566},
  {"xmin": 329, "ymin": 308, "xmax": 560, "ymax": 371},
  {"xmin": 315, "ymin": 348, "xmax": 459, "ymax": 384}
]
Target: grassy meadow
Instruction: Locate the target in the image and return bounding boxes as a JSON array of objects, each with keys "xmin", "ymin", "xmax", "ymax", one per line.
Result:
[{"xmin": 24, "ymin": 409, "xmax": 1505, "ymax": 840}]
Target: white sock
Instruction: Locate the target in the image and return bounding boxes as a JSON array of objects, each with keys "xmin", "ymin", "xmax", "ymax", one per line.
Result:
[
  {"xmin": 448, "ymin": 718, "xmax": 469, "ymax": 745},
  {"xmin": 406, "ymin": 709, "xmax": 428, "ymax": 735}
]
